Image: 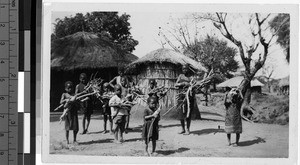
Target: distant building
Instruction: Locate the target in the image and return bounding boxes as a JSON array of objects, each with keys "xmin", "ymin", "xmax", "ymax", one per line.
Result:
[
  {"xmin": 217, "ymin": 76, "xmax": 264, "ymax": 93},
  {"xmin": 278, "ymin": 76, "xmax": 289, "ymax": 95}
]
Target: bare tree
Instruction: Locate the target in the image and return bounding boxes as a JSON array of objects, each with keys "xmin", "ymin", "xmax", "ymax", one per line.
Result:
[
  {"xmin": 262, "ymin": 65, "xmax": 275, "ymax": 93},
  {"xmin": 193, "ymin": 12, "xmax": 288, "ymax": 118}
]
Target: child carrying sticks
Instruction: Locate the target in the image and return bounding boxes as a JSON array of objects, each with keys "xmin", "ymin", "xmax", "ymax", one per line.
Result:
[
  {"xmin": 59, "ymin": 81, "xmax": 79, "ymax": 145},
  {"xmin": 75, "ymin": 73, "xmax": 92, "ymax": 134},
  {"xmin": 142, "ymin": 96, "xmax": 161, "ymax": 156},
  {"xmin": 101, "ymin": 82, "xmax": 114, "ymax": 134},
  {"xmin": 109, "ymin": 84, "xmax": 132, "ymax": 143}
]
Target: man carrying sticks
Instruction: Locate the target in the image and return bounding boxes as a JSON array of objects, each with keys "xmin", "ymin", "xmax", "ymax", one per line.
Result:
[{"xmin": 175, "ymin": 64, "xmax": 197, "ymax": 135}]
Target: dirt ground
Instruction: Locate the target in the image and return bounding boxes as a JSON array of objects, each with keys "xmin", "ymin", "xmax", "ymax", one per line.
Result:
[{"xmin": 50, "ymin": 109, "xmax": 289, "ymax": 158}]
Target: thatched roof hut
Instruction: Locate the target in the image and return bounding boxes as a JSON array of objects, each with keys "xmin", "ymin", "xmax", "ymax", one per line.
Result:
[
  {"xmin": 50, "ymin": 32, "xmax": 138, "ymax": 111},
  {"xmin": 126, "ymin": 48, "xmax": 206, "ymax": 74},
  {"xmin": 126, "ymin": 48, "xmax": 207, "ymax": 119},
  {"xmin": 278, "ymin": 76, "xmax": 289, "ymax": 87},
  {"xmin": 51, "ymin": 31, "xmax": 138, "ymax": 70},
  {"xmin": 278, "ymin": 76, "xmax": 289, "ymax": 95},
  {"xmin": 217, "ymin": 76, "xmax": 264, "ymax": 93}
]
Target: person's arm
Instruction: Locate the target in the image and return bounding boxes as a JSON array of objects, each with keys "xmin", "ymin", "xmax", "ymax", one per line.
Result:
[
  {"xmin": 108, "ymin": 77, "xmax": 117, "ymax": 88},
  {"xmin": 175, "ymin": 75, "xmax": 189, "ymax": 87},
  {"xmin": 75, "ymin": 85, "xmax": 79, "ymax": 95},
  {"xmin": 60, "ymin": 93, "xmax": 67, "ymax": 104},
  {"xmin": 144, "ymin": 109, "xmax": 155, "ymax": 120},
  {"xmin": 224, "ymin": 93, "xmax": 231, "ymax": 108}
]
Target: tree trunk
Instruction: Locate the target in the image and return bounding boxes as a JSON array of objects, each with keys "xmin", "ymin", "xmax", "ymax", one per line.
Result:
[{"xmin": 239, "ymin": 78, "xmax": 253, "ymax": 115}]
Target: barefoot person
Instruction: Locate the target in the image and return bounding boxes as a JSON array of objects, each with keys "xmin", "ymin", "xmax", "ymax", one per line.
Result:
[
  {"xmin": 109, "ymin": 84, "xmax": 130, "ymax": 143},
  {"xmin": 75, "ymin": 73, "xmax": 92, "ymax": 134},
  {"xmin": 224, "ymin": 88, "xmax": 243, "ymax": 146},
  {"xmin": 175, "ymin": 64, "xmax": 195, "ymax": 135},
  {"xmin": 101, "ymin": 82, "xmax": 114, "ymax": 134},
  {"xmin": 142, "ymin": 96, "xmax": 161, "ymax": 156},
  {"xmin": 59, "ymin": 81, "xmax": 79, "ymax": 145}
]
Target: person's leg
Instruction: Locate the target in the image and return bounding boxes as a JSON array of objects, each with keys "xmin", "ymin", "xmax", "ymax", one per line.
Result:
[
  {"xmin": 86, "ymin": 114, "xmax": 91, "ymax": 132},
  {"xmin": 145, "ymin": 143, "xmax": 149, "ymax": 156},
  {"xmin": 119, "ymin": 127, "xmax": 123, "ymax": 143},
  {"xmin": 186, "ymin": 118, "xmax": 191, "ymax": 135},
  {"xmin": 119, "ymin": 117, "xmax": 125, "ymax": 142},
  {"xmin": 65, "ymin": 131, "xmax": 69, "ymax": 144},
  {"xmin": 103, "ymin": 115, "xmax": 107, "ymax": 133},
  {"xmin": 236, "ymin": 133, "xmax": 240, "ymax": 145},
  {"xmin": 81, "ymin": 114, "xmax": 86, "ymax": 134},
  {"xmin": 114, "ymin": 125, "xmax": 119, "ymax": 142},
  {"xmin": 109, "ymin": 116, "xmax": 113, "ymax": 134},
  {"xmin": 73, "ymin": 130, "xmax": 78, "ymax": 144},
  {"xmin": 152, "ymin": 140, "xmax": 156, "ymax": 153},
  {"xmin": 179, "ymin": 119, "xmax": 185, "ymax": 134},
  {"xmin": 227, "ymin": 134, "xmax": 231, "ymax": 146},
  {"xmin": 125, "ymin": 115, "xmax": 130, "ymax": 131}
]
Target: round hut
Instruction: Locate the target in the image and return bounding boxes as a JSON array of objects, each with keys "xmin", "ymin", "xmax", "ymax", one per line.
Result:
[
  {"xmin": 217, "ymin": 76, "xmax": 265, "ymax": 93},
  {"xmin": 126, "ymin": 48, "xmax": 207, "ymax": 119},
  {"xmin": 278, "ymin": 76, "xmax": 289, "ymax": 95},
  {"xmin": 51, "ymin": 32, "xmax": 138, "ymax": 111}
]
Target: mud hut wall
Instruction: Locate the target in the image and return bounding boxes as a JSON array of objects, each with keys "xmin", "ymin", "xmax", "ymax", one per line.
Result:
[{"xmin": 134, "ymin": 63, "xmax": 181, "ymax": 112}]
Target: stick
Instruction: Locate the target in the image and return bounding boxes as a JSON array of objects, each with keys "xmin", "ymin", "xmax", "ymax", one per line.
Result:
[{"xmin": 54, "ymin": 92, "xmax": 97, "ymax": 111}]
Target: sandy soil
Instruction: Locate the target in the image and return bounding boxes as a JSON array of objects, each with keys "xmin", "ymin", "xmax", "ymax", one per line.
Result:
[{"xmin": 50, "ymin": 110, "xmax": 288, "ymax": 158}]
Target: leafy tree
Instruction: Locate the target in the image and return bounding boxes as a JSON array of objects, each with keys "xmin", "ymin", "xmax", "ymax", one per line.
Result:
[
  {"xmin": 52, "ymin": 12, "xmax": 138, "ymax": 53},
  {"xmin": 269, "ymin": 14, "xmax": 290, "ymax": 63},
  {"xmin": 185, "ymin": 35, "xmax": 238, "ymax": 78},
  {"xmin": 184, "ymin": 35, "xmax": 239, "ymax": 90}
]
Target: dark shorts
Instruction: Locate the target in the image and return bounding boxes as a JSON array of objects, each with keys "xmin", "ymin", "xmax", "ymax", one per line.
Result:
[{"xmin": 113, "ymin": 115, "xmax": 126, "ymax": 125}]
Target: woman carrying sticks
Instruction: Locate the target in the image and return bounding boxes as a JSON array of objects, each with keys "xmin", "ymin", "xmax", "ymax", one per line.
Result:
[{"xmin": 175, "ymin": 64, "xmax": 196, "ymax": 135}]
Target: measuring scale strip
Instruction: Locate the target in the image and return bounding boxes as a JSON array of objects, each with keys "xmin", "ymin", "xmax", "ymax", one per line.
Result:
[{"xmin": 0, "ymin": 0, "xmax": 18, "ymax": 164}]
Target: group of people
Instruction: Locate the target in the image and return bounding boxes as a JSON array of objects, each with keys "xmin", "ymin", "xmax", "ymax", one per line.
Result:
[{"xmin": 57, "ymin": 64, "xmax": 244, "ymax": 156}]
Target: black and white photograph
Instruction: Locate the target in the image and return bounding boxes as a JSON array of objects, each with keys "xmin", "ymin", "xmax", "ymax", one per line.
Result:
[{"xmin": 40, "ymin": 2, "xmax": 298, "ymax": 164}]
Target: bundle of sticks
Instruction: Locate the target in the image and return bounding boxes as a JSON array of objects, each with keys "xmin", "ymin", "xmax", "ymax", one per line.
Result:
[
  {"xmin": 163, "ymin": 70, "xmax": 215, "ymax": 118},
  {"xmin": 54, "ymin": 73, "xmax": 104, "ymax": 112}
]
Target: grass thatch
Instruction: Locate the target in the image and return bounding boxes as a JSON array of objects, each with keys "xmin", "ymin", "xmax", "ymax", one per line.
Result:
[
  {"xmin": 51, "ymin": 32, "xmax": 138, "ymax": 70},
  {"xmin": 125, "ymin": 48, "xmax": 207, "ymax": 74}
]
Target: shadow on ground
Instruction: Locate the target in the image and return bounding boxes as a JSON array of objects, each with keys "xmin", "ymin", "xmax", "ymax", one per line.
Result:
[
  {"xmin": 160, "ymin": 124, "xmax": 181, "ymax": 128},
  {"xmin": 201, "ymin": 111, "xmax": 224, "ymax": 117},
  {"xmin": 79, "ymin": 138, "xmax": 114, "ymax": 145},
  {"xmin": 238, "ymin": 137, "xmax": 266, "ymax": 147},
  {"xmin": 156, "ymin": 147, "xmax": 190, "ymax": 156},
  {"xmin": 200, "ymin": 118, "xmax": 224, "ymax": 122},
  {"xmin": 125, "ymin": 137, "xmax": 142, "ymax": 142},
  {"xmin": 190, "ymin": 128, "xmax": 225, "ymax": 135}
]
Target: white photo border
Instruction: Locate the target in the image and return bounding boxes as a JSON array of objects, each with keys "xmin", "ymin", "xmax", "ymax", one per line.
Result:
[{"xmin": 41, "ymin": 1, "xmax": 298, "ymax": 164}]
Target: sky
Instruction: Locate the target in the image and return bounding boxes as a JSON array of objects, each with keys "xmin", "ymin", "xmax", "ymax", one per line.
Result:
[{"xmin": 51, "ymin": 11, "xmax": 289, "ymax": 79}]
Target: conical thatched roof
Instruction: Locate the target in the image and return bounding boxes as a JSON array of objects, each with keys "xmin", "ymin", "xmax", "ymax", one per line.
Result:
[
  {"xmin": 217, "ymin": 76, "xmax": 264, "ymax": 88},
  {"xmin": 51, "ymin": 32, "xmax": 138, "ymax": 70},
  {"xmin": 125, "ymin": 48, "xmax": 207, "ymax": 74}
]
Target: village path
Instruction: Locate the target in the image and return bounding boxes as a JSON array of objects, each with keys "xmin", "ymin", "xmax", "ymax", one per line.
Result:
[{"xmin": 50, "ymin": 109, "xmax": 289, "ymax": 158}]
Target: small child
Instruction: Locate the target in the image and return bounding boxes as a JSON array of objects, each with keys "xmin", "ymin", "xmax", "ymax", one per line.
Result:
[
  {"xmin": 120, "ymin": 76, "xmax": 132, "ymax": 133},
  {"xmin": 142, "ymin": 96, "xmax": 161, "ymax": 156},
  {"xmin": 101, "ymin": 82, "xmax": 114, "ymax": 134},
  {"xmin": 75, "ymin": 73, "xmax": 92, "ymax": 134},
  {"xmin": 59, "ymin": 81, "xmax": 79, "ymax": 145},
  {"xmin": 147, "ymin": 79, "xmax": 168, "ymax": 100},
  {"xmin": 109, "ymin": 84, "xmax": 130, "ymax": 143}
]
